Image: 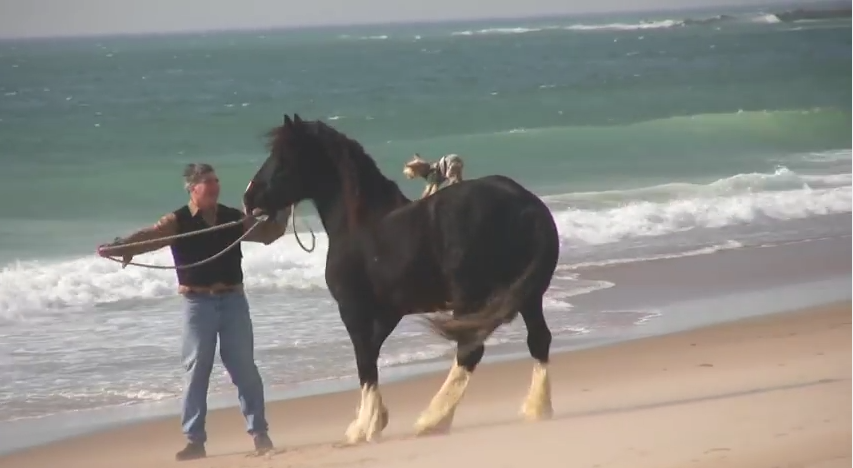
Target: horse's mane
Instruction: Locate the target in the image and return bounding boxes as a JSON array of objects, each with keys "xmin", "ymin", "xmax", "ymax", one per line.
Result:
[{"xmin": 265, "ymin": 118, "xmax": 409, "ymax": 229}]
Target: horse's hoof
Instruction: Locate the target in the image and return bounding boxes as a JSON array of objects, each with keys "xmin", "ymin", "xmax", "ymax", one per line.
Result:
[{"xmin": 413, "ymin": 413, "xmax": 453, "ymax": 437}]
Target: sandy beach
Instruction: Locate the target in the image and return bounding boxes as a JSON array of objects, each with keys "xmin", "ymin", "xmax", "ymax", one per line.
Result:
[{"xmin": 2, "ymin": 301, "xmax": 849, "ymax": 468}]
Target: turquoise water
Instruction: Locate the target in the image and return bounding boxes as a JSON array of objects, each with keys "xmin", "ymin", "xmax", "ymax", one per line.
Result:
[{"xmin": 0, "ymin": 6, "xmax": 850, "ymax": 423}]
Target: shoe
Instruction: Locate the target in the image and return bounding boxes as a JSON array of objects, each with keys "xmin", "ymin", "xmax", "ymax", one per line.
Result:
[
  {"xmin": 253, "ymin": 432, "xmax": 274, "ymax": 455},
  {"xmin": 175, "ymin": 442, "xmax": 206, "ymax": 461}
]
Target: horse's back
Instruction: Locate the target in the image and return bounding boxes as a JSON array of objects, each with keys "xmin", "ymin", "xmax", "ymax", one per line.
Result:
[
  {"xmin": 372, "ymin": 174, "xmax": 556, "ymax": 260},
  {"xmin": 373, "ymin": 172, "xmax": 556, "ymax": 262},
  {"xmin": 423, "ymin": 174, "xmax": 558, "ymax": 271},
  {"xmin": 356, "ymin": 173, "xmax": 558, "ymax": 310},
  {"xmin": 453, "ymin": 174, "xmax": 540, "ymax": 199},
  {"xmin": 430, "ymin": 174, "xmax": 554, "ymax": 233}
]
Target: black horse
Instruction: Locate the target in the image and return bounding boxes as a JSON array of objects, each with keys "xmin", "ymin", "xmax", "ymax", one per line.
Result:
[{"xmin": 243, "ymin": 114, "xmax": 560, "ymax": 444}]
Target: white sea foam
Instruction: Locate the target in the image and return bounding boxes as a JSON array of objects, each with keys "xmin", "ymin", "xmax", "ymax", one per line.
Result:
[
  {"xmin": 440, "ymin": 11, "xmax": 817, "ymax": 39},
  {"xmin": 451, "ymin": 27, "xmax": 555, "ymax": 36},
  {"xmin": 0, "ymin": 162, "xmax": 849, "ymax": 320},
  {"xmin": 448, "ymin": 20, "xmax": 681, "ymax": 37},
  {"xmin": 564, "ymin": 19, "xmax": 682, "ymax": 31},
  {"xmin": 754, "ymin": 14, "xmax": 782, "ymax": 24},
  {"xmin": 557, "ymin": 240, "xmax": 745, "ymax": 270},
  {"xmin": 550, "ymin": 181, "xmax": 850, "ymax": 246},
  {"xmin": 330, "ymin": 11, "xmax": 807, "ymax": 44}
]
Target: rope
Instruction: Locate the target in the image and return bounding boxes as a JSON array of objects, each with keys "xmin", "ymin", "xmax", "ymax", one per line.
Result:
[
  {"xmin": 99, "ymin": 204, "xmax": 317, "ymax": 270},
  {"xmin": 290, "ymin": 205, "xmax": 317, "ymax": 253},
  {"xmin": 100, "ymin": 215, "xmax": 266, "ymax": 270}
]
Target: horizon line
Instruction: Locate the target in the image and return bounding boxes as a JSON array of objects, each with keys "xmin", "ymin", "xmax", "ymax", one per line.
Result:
[{"xmin": 0, "ymin": 0, "xmax": 838, "ymax": 42}]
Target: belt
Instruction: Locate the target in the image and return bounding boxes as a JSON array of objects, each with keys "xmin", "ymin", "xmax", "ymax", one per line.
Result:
[{"xmin": 179, "ymin": 283, "xmax": 243, "ymax": 295}]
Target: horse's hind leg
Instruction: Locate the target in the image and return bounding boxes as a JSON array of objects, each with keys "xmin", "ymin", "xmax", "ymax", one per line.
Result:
[
  {"xmin": 414, "ymin": 311, "xmax": 485, "ymax": 436},
  {"xmin": 342, "ymin": 308, "xmax": 400, "ymax": 444},
  {"xmin": 519, "ymin": 295, "xmax": 553, "ymax": 420}
]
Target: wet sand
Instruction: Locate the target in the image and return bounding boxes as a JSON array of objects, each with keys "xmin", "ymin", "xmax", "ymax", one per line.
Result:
[{"xmin": 2, "ymin": 301, "xmax": 849, "ymax": 468}]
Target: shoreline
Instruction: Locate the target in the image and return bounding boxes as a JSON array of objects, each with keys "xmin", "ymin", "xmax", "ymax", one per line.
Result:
[
  {"xmin": 1, "ymin": 233, "xmax": 850, "ymax": 456},
  {"xmin": 1, "ymin": 283, "xmax": 848, "ymax": 457},
  {"xmin": 1, "ymin": 298, "xmax": 850, "ymax": 467}
]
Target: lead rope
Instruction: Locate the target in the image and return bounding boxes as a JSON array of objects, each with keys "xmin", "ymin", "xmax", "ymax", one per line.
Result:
[
  {"xmin": 290, "ymin": 203, "xmax": 317, "ymax": 253},
  {"xmin": 100, "ymin": 204, "xmax": 316, "ymax": 270}
]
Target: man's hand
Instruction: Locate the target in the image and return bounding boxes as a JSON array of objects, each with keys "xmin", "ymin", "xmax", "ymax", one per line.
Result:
[
  {"xmin": 242, "ymin": 207, "xmax": 289, "ymax": 245},
  {"xmin": 97, "ymin": 243, "xmax": 133, "ymax": 269},
  {"xmin": 95, "ymin": 214, "xmax": 177, "ymax": 264}
]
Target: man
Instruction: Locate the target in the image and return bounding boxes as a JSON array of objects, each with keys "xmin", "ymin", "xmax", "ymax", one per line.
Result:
[{"xmin": 97, "ymin": 163, "xmax": 287, "ymax": 461}]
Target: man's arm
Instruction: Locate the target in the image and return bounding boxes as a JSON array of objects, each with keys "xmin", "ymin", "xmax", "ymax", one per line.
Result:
[
  {"xmin": 101, "ymin": 213, "xmax": 178, "ymax": 257},
  {"xmin": 241, "ymin": 207, "xmax": 289, "ymax": 246}
]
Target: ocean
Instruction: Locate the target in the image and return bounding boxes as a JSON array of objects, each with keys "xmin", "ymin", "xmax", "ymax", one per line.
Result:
[{"xmin": 0, "ymin": 3, "xmax": 850, "ymax": 442}]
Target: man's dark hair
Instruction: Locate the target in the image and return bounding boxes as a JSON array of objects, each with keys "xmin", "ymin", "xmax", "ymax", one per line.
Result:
[{"xmin": 183, "ymin": 163, "xmax": 215, "ymax": 192}]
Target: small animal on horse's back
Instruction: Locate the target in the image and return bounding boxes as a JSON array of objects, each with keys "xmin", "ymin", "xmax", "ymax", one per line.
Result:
[{"xmin": 403, "ymin": 153, "xmax": 465, "ymax": 199}]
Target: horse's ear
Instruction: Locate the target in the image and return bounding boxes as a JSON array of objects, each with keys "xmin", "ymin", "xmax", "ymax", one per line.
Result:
[
  {"xmin": 283, "ymin": 114, "xmax": 293, "ymax": 126},
  {"xmin": 293, "ymin": 113, "xmax": 303, "ymax": 125}
]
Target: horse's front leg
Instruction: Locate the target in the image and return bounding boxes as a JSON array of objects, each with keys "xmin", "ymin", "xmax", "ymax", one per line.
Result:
[{"xmin": 341, "ymin": 305, "xmax": 400, "ymax": 444}]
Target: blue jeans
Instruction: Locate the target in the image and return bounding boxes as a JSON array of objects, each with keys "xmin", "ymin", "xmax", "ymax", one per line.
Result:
[{"xmin": 180, "ymin": 290, "xmax": 268, "ymax": 444}]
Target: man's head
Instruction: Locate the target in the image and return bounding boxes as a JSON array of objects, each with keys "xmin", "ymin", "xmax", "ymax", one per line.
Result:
[{"xmin": 183, "ymin": 163, "xmax": 220, "ymax": 209}]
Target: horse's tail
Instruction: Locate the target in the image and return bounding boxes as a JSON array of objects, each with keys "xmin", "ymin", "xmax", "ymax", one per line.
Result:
[{"xmin": 425, "ymin": 206, "xmax": 558, "ymax": 354}]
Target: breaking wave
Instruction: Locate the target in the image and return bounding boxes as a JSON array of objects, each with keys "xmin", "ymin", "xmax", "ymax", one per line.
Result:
[{"xmin": 1, "ymin": 154, "xmax": 848, "ymax": 319}]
